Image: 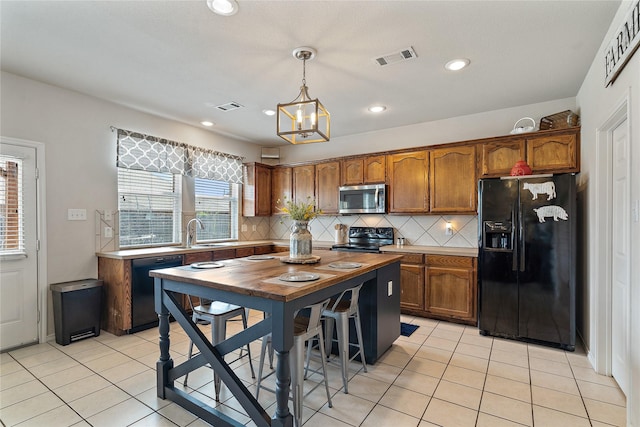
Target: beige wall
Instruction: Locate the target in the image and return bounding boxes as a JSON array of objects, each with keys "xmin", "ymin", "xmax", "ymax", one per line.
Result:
[
  {"xmin": 0, "ymin": 71, "xmax": 262, "ymax": 335},
  {"xmin": 576, "ymin": 1, "xmax": 640, "ymax": 424}
]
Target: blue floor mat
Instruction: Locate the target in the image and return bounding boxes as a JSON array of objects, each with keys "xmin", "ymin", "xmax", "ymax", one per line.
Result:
[{"xmin": 400, "ymin": 322, "xmax": 419, "ymax": 337}]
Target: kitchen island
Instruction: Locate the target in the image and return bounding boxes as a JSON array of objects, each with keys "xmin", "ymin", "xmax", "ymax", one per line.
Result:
[{"xmin": 150, "ymin": 251, "xmax": 402, "ymax": 427}]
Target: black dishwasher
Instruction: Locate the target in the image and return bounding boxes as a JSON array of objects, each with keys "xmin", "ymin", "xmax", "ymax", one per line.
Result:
[{"xmin": 131, "ymin": 255, "xmax": 183, "ymax": 333}]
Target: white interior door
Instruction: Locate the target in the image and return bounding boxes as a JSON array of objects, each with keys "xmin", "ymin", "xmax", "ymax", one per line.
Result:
[
  {"xmin": 611, "ymin": 118, "xmax": 630, "ymax": 396},
  {"xmin": 0, "ymin": 142, "xmax": 39, "ymax": 351}
]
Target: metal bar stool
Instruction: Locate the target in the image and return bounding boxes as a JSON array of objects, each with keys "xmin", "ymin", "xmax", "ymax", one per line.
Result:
[
  {"xmin": 183, "ymin": 297, "xmax": 255, "ymax": 401},
  {"xmin": 322, "ymin": 283, "xmax": 367, "ymax": 394},
  {"xmin": 256, "ymin": 299, "xmax": 333, "ymax": 427}
]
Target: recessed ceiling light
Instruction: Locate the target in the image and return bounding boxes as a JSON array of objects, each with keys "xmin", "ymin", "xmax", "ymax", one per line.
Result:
[
  {"xmin": 444, "ymin": 58, "xmax": 470, "ymax": 71},
  {"xmin": 206, "ymin": 0, "xmax": 238, "ymax": 16},
  {"xmin": 368, "ymin": 105, "xmax": 387, "ymax": 113},
  {"xmin": 201, "ymin": 121, "xmax": 214, "ymax": 127},
  {"xmin": 262, "ymin": 109, "xmax": 276, "ymax": 116}
]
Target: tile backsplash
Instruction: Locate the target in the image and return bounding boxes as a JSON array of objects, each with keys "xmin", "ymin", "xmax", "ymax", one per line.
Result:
[{"xmin": 241, "ymin": 214, "xmax": 478, "ymax": 248}]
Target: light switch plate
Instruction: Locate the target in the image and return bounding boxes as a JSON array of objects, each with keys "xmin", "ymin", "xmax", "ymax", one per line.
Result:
[
  {"xmin": 68, "ymin": 208, "xmax": 87, "ymax": 221},
  {"xmin": 104, "ymin": 226, "xmax": 113, "ymax": 238},
  {"xmin": 104, "ymin": 210, "xmax": 112, "ymax": 221}
]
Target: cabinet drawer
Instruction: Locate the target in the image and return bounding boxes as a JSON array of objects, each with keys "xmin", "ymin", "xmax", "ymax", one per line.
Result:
[
  {"xmin": 213, "ymin": 249, "xmax": 237, "ymax": 260},
  {"xmin": 184, "ymin": 252, "xmax": 213, "ymax": 264},
  {"xmin": 426, "ymin": 255, "xmax": 474, "ymax": 268},
  {"xmin": 399, "ymin": 253, "xmax": 424, "ymax": 264},
  {"xmin": 235, "ymin": 247, "xmax": 255, "ymax": 258},
  {"xmin": 254, "ymin": 245, "xmax": 274, "ymax": 255}
]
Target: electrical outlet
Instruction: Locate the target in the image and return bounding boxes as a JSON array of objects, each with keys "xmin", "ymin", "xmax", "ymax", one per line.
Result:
[
  {"xmin": 104, "ymin": 226, "xmax": 113, "ymax": 238},
  {"xmin": 252, "ymin": 225, "xmax": 257, "ymax": 231},
  {"xmin": 104, "ymin": 210, "xmax": 112, "ymax": 221},
  {"xmin": 68, "ymin": 208, "xmax": 87, "ymax": 221},
  {"xmin": 241, "ymin": 224, "xmax": 248, "ymax": 232},
  {"xmin": 387, "ymin": 281, "xmax": 393, "ymax": 296}
]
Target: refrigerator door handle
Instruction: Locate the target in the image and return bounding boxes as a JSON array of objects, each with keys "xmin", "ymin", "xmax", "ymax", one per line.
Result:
[
  {"xmin": 511, "ymin": 209, "xmax": 517, "ymax": 271},
  {"xmin": 519, "ymin": 205, "xmax": 525, "ymax": 272}
]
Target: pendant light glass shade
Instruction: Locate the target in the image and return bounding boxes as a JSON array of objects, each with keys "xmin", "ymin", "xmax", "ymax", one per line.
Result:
[{"xmin": 277, "ymin": 48, "xmax": 330, "ymax": 144}]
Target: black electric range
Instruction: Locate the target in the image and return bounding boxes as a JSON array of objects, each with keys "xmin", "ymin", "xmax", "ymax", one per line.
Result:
[{"xmin": 331, "ymin": 227, "xmax": 394, "ymax": 253}]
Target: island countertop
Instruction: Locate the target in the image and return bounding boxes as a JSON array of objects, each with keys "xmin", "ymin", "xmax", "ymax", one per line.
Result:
[{"xmin": 150, "ymin": 251, "xmax": 402, "ymax": 302}]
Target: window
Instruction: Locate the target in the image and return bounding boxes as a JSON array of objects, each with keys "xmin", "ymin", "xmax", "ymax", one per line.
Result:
[
  {"xmin": 115, "ymin": 128, "xmax": 244, "ymax": 248},
  {"xmin": 195, "ymin": 178, "xmax": 239, "ymax": 242},
  {"xmin": 118, "ymin": 168, "xmax": 182, "ymax": 247},
  {"xmin": 0, "ymin": 155, "xmax": 23, "ymax": 254}
]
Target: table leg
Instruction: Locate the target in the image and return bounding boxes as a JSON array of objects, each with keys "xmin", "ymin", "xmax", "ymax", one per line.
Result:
[
  {"xmin": 272, "ymin": 349, "xmax": 294, "ymax": 427},
  {"xmin": 156, "ymin": 310, "xmax": 172, "ymax": 399}
]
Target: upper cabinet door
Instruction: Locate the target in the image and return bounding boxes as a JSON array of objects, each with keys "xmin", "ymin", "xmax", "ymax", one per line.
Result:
[
  {"xmin": 526, "ymin": 132, "xmax": 579, "ymax": 173},
  {"xmin": 480, "ymin": 138, "xmax": 526, "ymax": 177},
  {"xmin": 387, "ymin": 151, "xmax": 429, "ymax": 213},
  {"xmin": 292, "ymin": 164, "xmax": 315, "ymax": 203},
  {"xmin": 341, "ymin": 158, "xmax": 364, "ymax": 186},
  {"xmin": 430, "ymin": 145, "xmax": 477, "ymax": 213},
  {"xmin": 242, "ymin": 163, "xmax": 272, "ymax": 216},
  {"xmin": 271, "ymin": 166, "xmax": 292, "ymax": 215},
  {"xmin": 315, "ymin": 161, "xmax": 340, "ymax": 214},
  {"xmin": 363, "ymin": 155, "xmax": 386, "ymax": 183}
]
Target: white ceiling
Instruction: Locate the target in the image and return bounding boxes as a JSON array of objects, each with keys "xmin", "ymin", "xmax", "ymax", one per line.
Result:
[{"xmin": 1, "ymin": 1, "xmax": 620, "ymax": 146}]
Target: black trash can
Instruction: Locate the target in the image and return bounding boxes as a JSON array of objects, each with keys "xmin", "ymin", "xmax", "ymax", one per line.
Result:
[{"xmin": 51, "ymin": 279, "xmax": 103, "ymax": 345}]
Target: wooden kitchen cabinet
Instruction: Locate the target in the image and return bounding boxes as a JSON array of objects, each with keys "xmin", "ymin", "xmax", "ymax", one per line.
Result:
[
  {"xmin": 292, "ymin": 164, "xmax": 315, "ymax": 204},
  {"xmin": 315, "ymin": 161, "xmax": 340, "ymax": 214},
  {"xmin": 526, "ymin": 131, "xmax": 579, "ymax": 173},
  {"xmin": 425, "ymin": 255, "xmax": 477, "ymax": 325},
  {"xmin": 387, "ymin": 150, "xmax": 429, "ymax": 213},
  {"xmin": 341, "ymin": 157, "xmax": 364, "ymax": 186},
  {"xmin": 341, "ymin": 155, "xmax": 386, "ymax": 185},
  {"xmin": 479, "ymin": 138, "xmax": 526, "ymax": 177},
  {"xmin": 429, "ymin": 145, "xmax": 477, "ymax": 213},
  {"xmin": 364, "ymin": 155, "xmax": 386, "ymax": 183},
  {"xmin": 399, "ymin": 253, "xmax": 425, "ymax": 312},
  {"xmin": 271, "ymin": 166, "xmax": 292, "ymax": 214},
  {"xmin": 243, "ymin": 163, "xmax": 272, "ymax": 217},
  {"xmin": 478, "ymin": 128, "xmax": 579, "ymax": 177}
]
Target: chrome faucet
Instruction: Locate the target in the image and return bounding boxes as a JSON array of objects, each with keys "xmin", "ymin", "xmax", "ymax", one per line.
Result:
[{"xmin": 186, "ymin": 218, "xmax": 204, "ymax": 248}]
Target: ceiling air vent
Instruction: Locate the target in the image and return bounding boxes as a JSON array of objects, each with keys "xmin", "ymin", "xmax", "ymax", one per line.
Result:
[
  {"xmin": 374, "ymin": 47, "xmax": 418, "ymax": 67},
  {"xmin": 215, "ymin": 101, "xmax": 244, "ymax": 112}
]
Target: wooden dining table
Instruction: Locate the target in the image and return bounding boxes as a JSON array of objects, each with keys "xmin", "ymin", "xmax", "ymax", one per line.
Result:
[{"xmin": 150, "ymin": 250, "xmax": 402, "ymax": 427}]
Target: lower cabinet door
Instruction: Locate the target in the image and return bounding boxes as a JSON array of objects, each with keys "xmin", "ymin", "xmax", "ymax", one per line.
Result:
[
  {"xmin": 400, "ymin": 263, "xmax": 425, "ymax": 311},
  {"xmin": 425, "ymin": 266, "xmax": 475, "ymax": 322}
]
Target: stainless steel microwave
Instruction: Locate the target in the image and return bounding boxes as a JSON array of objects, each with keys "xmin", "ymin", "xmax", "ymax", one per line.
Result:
[{"xmin": 338, "ymin": 184, "xmax": 386, "ymax": 214}]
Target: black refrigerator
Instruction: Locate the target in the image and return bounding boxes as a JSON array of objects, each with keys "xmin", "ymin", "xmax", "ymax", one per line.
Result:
[{"xmin": 478, "ymin": 173, "xmax": 576, "ymax": 351}]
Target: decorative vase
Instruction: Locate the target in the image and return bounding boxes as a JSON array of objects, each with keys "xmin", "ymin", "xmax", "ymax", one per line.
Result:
[
  {"xmin": 510, "ymin": 160, "xmax": 533, "ymax": 176},
  {"xmin": 289, "ymin": 220, "xmax": 313, "ymax": 259}
]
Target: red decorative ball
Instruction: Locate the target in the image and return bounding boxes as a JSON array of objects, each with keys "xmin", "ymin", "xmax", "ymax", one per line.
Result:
[{"xmin": 510, "ymin": 160, "xmax": 532, "ymax": 176}]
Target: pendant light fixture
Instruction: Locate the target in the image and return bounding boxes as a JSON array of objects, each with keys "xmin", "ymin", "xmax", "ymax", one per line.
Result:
[{"xmin": 277, "ymin": 47, "xmax": 330, "ymax": 144}]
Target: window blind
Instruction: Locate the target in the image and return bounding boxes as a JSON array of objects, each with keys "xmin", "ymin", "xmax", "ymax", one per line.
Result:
[
  {"xmin": 0, "ymin": 156, "xmax": 24, "ymax": 254},
  {"xmin": 195, "ymin": 178, "xmax": 238, "ymax": 241},
  {"xmin": 118, "ymin": 168, "xmax": 182, "ymax": 247}
]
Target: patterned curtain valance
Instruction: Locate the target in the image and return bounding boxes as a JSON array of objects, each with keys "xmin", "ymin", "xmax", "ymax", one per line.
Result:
[
  {"xmin": 115, "ymin": 128, "xmax": 243, "ymax": 183},
  {"xmin": 188, "ymin": 148, "xmax": 243, "ymax": 184},
  {"xmin": 116, "ymin": 129, "xmax": 186, "ymax": 174}
]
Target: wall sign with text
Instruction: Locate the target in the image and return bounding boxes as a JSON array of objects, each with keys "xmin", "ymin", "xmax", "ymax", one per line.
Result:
[{"xmin": 605, "ymin": 0, "xmax": 640, "ymax": 87}]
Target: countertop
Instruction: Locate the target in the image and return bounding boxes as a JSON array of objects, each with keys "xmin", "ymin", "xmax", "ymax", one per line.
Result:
[
  {"xmin": 96, "ymin": 239, "xmax": 477, "ymax": 259},
  {"xmin": 380, "ymin": 245, "xmax": 478, "ymax": 257}
]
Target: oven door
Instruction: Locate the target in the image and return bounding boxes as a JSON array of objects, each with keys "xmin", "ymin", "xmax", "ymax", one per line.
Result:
[{"xmin": 338, "ymin": 184, "xmax": 386, "ymax": 214}]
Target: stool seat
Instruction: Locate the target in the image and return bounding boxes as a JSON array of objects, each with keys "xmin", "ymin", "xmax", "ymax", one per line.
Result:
[
  {"xmin": 322, "ymin": 283, "xmax": 367, "ymax": 394},
  {"xmin": 183, "ymin": 297, "xmax": 255, "ymax": 401},
  {"xmin": 256, "ymin": 300, "xmax": 333, "ymax": 427}
]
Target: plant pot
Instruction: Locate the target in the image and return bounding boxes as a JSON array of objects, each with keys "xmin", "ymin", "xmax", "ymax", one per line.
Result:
[{"xmin": 510, "ymin": 160, "xmax": 533, "ymax": 176}]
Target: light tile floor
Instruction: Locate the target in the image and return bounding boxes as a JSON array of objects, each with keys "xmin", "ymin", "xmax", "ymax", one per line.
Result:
[{"xmin": 0, "ymin": 312, "xmax": 627, "ymax": 427}]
